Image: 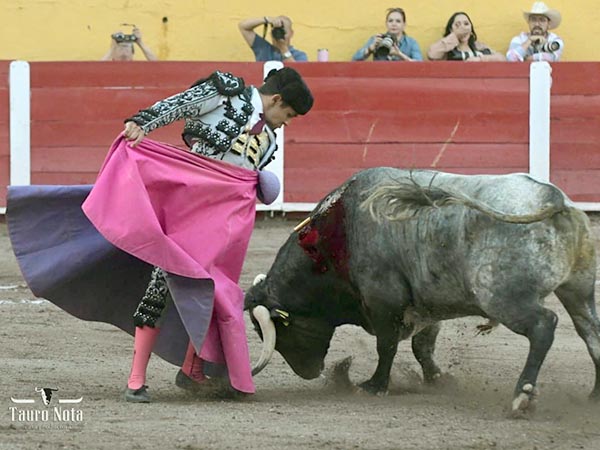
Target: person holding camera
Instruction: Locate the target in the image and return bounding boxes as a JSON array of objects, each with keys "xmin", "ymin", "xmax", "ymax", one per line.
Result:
[
  {"xmin": 238, "ymin": 15, "xmax": 308, "ymax": 62},
  {"xmin": 101, "ymin": 25, "xmax": 158, "ymax": 61},
  {"xmin": 506, "ymin": 2, "xmax": 563, "ymax": 62},
  {"xmin": 352, "ymin": 8, "xmax": 422, "ymax": 61},
  {"xmin": 427, "ymin": 12, "xmax": 505, "ymax": 61}
]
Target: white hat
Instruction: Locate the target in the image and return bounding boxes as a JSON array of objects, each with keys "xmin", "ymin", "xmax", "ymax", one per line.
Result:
[{"xmin": 523, "ymin": 2, "xmax": 562, "ymax": 29}]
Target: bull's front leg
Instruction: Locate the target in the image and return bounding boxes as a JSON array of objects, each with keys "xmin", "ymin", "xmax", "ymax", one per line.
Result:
[{"xmin": 359, "ymin": 327, "xmax": 400, "ymax": 395}]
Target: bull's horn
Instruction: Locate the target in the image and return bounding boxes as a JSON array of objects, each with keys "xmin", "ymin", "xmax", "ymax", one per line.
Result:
[
  {"xmin": 253, "ymin": 274, "xmax": 267, "ymax": 286},
  {"xmin": 251, "ymin": 305, "xmax": 276, "ymax": 376}
]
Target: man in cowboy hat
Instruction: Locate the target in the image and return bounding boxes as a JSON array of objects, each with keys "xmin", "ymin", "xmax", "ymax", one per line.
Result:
[{"xmin": 507, "ymin": 2, "xmax": 563, "ymax": 62}]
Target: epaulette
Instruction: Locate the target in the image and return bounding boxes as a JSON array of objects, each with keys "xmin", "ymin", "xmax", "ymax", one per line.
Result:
[{"xmin": 190, "ymin": 71, "xmax": 246, "ymax": 96}]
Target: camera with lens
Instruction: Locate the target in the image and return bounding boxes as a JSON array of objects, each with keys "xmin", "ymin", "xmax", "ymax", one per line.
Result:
[
  {"xmin": 374, "ymin": 33, "xmax": 397, "ymax": 59},
  {"xmin": 540, "ymin": 40, "xmax": 561, "ymax": 52},
  {"xmin": 271, "ymin": 26, "xmax": 286, "ymax": 41},
  {"xmin": 447, "ymin": 48, "xmax": 470, "ymax": 61},
  {"xmin": 447, "ymin": 47, "xmax": 492, "ymax": 60},
  {"xmin": 112, "ymin": 32, "xmax": 137, "ymax": 43}
]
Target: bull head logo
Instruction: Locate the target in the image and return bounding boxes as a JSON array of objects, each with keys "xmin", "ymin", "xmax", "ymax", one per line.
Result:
[{"xmin": 34, "ymin": 387, "xmax": 59, "ymax": 406}]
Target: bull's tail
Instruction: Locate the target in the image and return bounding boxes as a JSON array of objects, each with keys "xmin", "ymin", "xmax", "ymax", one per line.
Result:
[{"xmin": 360, "ymin": 179, "xmax": 566, "ymax": 224}]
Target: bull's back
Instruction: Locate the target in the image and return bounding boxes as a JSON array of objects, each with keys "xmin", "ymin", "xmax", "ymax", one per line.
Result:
[{"xmin": 339, "ymin": 169, "xmax": 593, "ymax": 316}]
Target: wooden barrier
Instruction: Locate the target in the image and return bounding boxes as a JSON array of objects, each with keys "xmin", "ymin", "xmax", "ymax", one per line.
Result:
[{"xmin": 2, "ymin": 61, "xmax": 599, "ymax": 209}]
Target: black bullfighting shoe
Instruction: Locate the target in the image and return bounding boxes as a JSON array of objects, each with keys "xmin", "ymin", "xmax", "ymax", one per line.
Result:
[
  {"xmin": 175, "ymin": 369, "xmax": 250, "ymax": 400},
  {"xmin": 175, "ymin": 369, "xmax": 202, "ymax": 392},
  {"xmin": 124, "ymin": 385, "xmax": 151, "ymax": 403}
]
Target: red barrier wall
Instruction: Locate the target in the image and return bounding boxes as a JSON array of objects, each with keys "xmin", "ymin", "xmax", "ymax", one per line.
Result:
[
  {"xmin": 287, "ymin": 62, "xmax": 530, "ymax": 202},
  {"xmin": 2, "ymin": 61, "xmax": 599, "ymax": 209},
  {"xmin": 550, "ymin": 64, "xmax": 600, "ymax": 202}
]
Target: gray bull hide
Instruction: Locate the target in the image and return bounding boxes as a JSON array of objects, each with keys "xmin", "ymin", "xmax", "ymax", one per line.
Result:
[{"xmin": 245, "ymin": 168, "xmax": 600, "ymax": 415}]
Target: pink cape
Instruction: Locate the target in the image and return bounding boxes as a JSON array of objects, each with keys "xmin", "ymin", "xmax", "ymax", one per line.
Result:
[{"xmin": 82, "ymin": 135, "xmax": 258, "ymax": 393}]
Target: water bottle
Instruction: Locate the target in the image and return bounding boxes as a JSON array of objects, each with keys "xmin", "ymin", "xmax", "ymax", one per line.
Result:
[{"xmin": 317, "ymin": 48, "xmax": 329, "ymax": 62}]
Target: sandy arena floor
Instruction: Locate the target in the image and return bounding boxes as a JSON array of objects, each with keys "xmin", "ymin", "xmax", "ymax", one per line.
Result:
[{"xmin": 1, "ymin": 214, "xmax": 599, "ymax": 450}]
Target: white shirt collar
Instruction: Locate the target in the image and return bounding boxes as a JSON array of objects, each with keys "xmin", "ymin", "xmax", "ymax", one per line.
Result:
[{"xmin": 249, "ymin": 87, "xmax": 264, "ymax": 128}]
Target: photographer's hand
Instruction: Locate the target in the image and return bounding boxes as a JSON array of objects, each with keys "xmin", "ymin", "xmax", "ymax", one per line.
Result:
[
  {"xmin": 394, "ymin": 46, "xmax": 414, "ymax": 61},
  {"xmin": 271, "ymin": 16, "xmax": 286, "ymax": 28},
  {"xmin": 132, "ymin": 26, "xmax": 144, "ymax": 45},
  {"xmin": 124, "ymin": 121, "xmax": 145, "ymax": 147},
  {"xmin": 132, "ymin": 27, "xmax": 158, "ymax": 61}
]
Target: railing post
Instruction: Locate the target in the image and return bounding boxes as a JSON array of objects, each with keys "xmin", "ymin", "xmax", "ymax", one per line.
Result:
[
  {"xmin": 9, "ymin": 60, "xmax": 31, "ymax": 187},
  {"xmin": 529, "ymin": 61, "xmax": 552, "ymax": 182},
  {"xmin": 256, "ymin": 61, "xmax": 284, "ymax": 212}
]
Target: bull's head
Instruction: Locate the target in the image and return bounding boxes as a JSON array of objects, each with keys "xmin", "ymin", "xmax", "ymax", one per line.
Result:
[{"xmin": 246, "ymin": 274, "xmax": 335, "ymax": 379}]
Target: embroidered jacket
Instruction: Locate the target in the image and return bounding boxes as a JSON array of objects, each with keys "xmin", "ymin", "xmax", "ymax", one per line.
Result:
[{"xmin": 126, "ymin": 71, "xmax": 277, "ymax": 170}]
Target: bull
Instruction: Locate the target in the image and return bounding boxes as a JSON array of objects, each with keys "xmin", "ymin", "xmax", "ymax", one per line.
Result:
[{"xmin": 245, "ymin": 168, "xmax": 600, "ymax": 415}]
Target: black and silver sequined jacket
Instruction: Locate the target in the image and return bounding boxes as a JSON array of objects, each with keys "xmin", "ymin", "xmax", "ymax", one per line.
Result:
[{"xmin": 126, "ymin": 71, "xmax": 277, "ymax": 170}]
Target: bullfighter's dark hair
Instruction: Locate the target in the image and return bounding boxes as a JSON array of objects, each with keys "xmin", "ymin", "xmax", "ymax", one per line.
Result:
[{"xmin": 258, "ymin": 67, "xmax": 314, "ymax": 115}]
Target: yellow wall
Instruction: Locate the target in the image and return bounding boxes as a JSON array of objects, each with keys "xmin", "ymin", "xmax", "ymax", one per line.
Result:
[{"xmin": 1, "ymin": 0, "xmax": 597, "ymax": 62}]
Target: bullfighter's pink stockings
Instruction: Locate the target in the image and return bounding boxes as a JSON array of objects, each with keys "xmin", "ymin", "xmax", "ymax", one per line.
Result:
[
  {"xmin": 127, "ymin": 326, "xmax": 160, "ymax": 390},
  {"xmin": 181, "ymin": 340, "xmax": 206, "ymax": 382}
]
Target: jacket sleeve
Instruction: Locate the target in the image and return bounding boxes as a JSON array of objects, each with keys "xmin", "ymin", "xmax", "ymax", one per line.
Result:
[
  {"xmin": 408, "ymin": 38, "xmax": 423, "ymax": 61},
  {"xmin": 125, "ymin": 76, "xmax": 234, "ymax": 134}
]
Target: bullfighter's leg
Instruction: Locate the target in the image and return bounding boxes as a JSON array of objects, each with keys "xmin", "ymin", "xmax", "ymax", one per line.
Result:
[
  {"xmin": 488, "ymin": 301, "xmax": 558, "ymax": 414},
  {"xmin": 411, "ymin": 323, "xmax": 442, "ymax": 384},
  {"xmin": 555, "ymin": 282, "xmax": 600, "ymax": 401},
  {"xmin": 126, "ymin": 266, "xmax": 169, "ymax": 403}
]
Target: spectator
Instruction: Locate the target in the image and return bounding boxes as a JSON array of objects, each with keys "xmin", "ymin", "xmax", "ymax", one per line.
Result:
[
  {"xmin": 101, "ymin": 26, "xmax": 158, "ymax": 61},
  {"xmin": 352, "ymin": 7, "xmax": 422, "ymax": 61},
  {"xmin": 238, "ymin": 15, "xmax": 308, "ymax": 62},
  {"xmin": 506, "ymin": 2, "xmax": 563, "ymax": 62},
  {"xmin": 427, "ymin": 12, "xmax": 506, "ymax": 61}
]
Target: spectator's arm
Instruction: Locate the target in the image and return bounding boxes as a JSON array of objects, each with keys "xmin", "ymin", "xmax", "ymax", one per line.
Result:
[
  {"xmin": 352, "ymin": 37, "xmax": 376, "ymax": 61},
  {"xmin": 133, "ymin": 27, "xmax": 158, "ymax": 61},
  {"xmin": 409, "ymin": 39, "xmax": 423, "ymax": 61},
  {"xmin": 137, "ymin": 41, "xmax": 158, "ymax": 61},
  {"xmin": 506, "ymin": 36, "xmax": 530, "ymax": 62},
  {"xmin": 239, "ymin": 17, "xmax": 270, "ymax": 47},
  {"xmin": 427, "ymin": 34, "xmax": 459, "ymax": 60},
  {"xmin": 291, "ymin": 50, "xmax": 308, "ymax": 62},
  {"xmin": 101, "ymin": 38, "xmax": 117, "ymax": 61},
  {"xmin": 475, "ymin": 42, "xmax": 507, "ymax": 62}
]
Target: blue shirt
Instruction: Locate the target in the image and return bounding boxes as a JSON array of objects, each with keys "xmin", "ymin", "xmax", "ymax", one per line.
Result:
[
  {"xmin": 251, "ymin": 35, "xmax": 308, "ymax": 62},
  {"xmin": 352, "ymin": 34, "xmax": 423, "ymax": 61}
]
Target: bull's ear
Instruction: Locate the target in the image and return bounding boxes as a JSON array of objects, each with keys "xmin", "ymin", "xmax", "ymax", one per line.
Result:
[{"xmin": 271, "ymin": 308, "xmax": 291, "ymax": 326}]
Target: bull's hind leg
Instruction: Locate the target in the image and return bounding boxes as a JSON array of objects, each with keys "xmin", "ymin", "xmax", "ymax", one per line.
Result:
[
  {"xmin": 489, "ymin": 301, "xmax": 558, "ymax": 415},
  {"xmin": 555, "ymin": 280, "xmax": 600, "ymax": 401},
  {"xmin": 412, "ymin": 323, "xmax": 442, "ymax": 383}
]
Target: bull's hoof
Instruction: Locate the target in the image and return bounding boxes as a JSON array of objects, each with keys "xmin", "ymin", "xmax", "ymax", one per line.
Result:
[
  {"xmin": 426, "ymin": 372, "xmax": 457, "ymax": 389},
  {"xmin": 510, "ymin": 383, "xmax": 538, "ymax": 418},
  {"xmin": 358, "ymin": 379, "xmax": 388, "ymax": 396}
]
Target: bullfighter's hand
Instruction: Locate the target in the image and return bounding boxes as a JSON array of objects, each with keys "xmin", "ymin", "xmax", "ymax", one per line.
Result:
[{"xmin": 123, "ymin": 121, "xmax": 145, "ymax": 147}]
